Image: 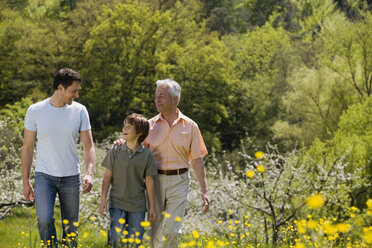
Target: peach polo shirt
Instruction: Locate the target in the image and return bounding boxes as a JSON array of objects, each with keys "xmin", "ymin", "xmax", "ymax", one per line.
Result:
[{"xmin": 143, "ymin": 109, "xmax": 208, "ymax": 170}]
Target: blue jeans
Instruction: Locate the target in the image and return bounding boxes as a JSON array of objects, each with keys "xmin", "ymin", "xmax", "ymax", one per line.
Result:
[
  {"xmin": 34, "ymin": 172, "xmax": 81, "ymax": 248},
  {"xmin": 109, "ymin": 208, "xmax": 145, "ymax": 248}
]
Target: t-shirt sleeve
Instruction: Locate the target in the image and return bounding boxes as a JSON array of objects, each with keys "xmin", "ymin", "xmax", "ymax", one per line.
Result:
[
  {"xmin": 24, "ymin": 106, "xmax": 37, "ymax": 131},
  {"xmin": 101, "ymin": 148, "xmax": 115, "ymax": 171},
  {"xmin": 145, "ymin": 151, "xmax": 158, "ymax": 177},
  {"xmin": 80, "ymin": 106, "xmax": 91, "ymax": 131},
  {"xmin": 190, "ymin": 123, "xmax": 208, "ymax": 160}
]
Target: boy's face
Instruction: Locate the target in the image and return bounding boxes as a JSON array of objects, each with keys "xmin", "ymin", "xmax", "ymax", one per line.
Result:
[{"xmin": 122, "ymin": 121, "xmax": 140, "ymax": 143}]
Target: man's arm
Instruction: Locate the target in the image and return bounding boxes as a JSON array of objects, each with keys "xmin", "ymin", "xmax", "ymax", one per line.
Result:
[
  {"xmin": 21, "ymin": 129, "xmax": 36, "ymax": 202},
  {"xmin": 191, "ymin": 157, "xmax": 210, "ymax": 214},
  {"xmin": 80, "ymin": 130, "xmax": 96, "ymax": 194},
  {"xmin": 99, "ymin": 169, "xmax": 112, "ymax": 216},
  {"xmin": 145, "ymin": 175, "xmax": 157, "ymax": 221}
]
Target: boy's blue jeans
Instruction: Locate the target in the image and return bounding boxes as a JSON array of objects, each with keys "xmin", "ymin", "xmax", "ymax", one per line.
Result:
[
  {"xmin": 34, "ymin": 172, "xmax": 81, "ymax": 248},
  {"xmin": 109, "ymin": 207, "xmax": 145, "ymax": 248}
]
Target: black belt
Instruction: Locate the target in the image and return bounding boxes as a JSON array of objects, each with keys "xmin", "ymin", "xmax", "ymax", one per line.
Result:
[{"xmin": 157, "ymin": 168, "xmax": 188, "ymax": 175}]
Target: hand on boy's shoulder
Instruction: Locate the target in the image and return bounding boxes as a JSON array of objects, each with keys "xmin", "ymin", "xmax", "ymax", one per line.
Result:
[{"xmin": 112, "ymin": 138, "xmax": 125, "ymax": 147}]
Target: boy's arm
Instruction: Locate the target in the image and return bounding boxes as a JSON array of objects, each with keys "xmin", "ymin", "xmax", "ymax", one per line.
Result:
[
  {"xmin": 99, "ymin": 169, "xmax": 112, "ymax": 217},
  {"xmin": 80, "ymin": 130, "xmax": 96, "ymax": 194},
  {"xmin": 21, "ymin": 129, "xmax": 36, "ymax": 202},
  {"xmin": 145, "ymin": 175, "xmax": 156, "ymax": 222}
]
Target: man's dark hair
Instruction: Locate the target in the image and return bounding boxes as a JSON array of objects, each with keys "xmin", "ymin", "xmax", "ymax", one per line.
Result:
[
  {"xmin": 125, "ymin": 113, "xmax": 149, "ymax": 143},
  {"xmin": 53, "ymin": 68, "xmax": 82, "ymax": 90}
]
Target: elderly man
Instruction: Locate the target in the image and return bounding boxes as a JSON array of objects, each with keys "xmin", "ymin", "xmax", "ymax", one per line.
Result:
[
  {"xmin": 22, "ymin": 68, "xmax": 96, "ymax": 247},
  {"xmin": 144, "ymin": 79, "xmax": 209, "ymax": 248}
]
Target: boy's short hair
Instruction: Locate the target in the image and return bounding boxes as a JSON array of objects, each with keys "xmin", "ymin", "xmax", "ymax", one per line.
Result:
[
  {"xmin": 53, "ymin": 68, "xmax": 82, "ymax": 90},
  {"xmin": 125, "ymin": 113, "xmax": 149, "ymax": 143}
]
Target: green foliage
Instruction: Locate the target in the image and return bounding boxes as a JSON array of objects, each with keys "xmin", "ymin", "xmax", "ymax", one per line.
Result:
[{"xmin": 306, "ymin": 95, "xmax": 372, "ymax": 207}]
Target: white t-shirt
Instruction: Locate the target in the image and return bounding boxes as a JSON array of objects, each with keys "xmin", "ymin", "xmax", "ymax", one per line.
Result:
[{"xmin": 24, "ymin": 98, "xmax": 91, "ymax": 177}]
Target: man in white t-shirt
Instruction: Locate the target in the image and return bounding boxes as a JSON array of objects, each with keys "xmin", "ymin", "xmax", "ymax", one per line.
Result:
[{"xmin": 21, "ymin": 68, "xmax": 96, "ymax": 248}]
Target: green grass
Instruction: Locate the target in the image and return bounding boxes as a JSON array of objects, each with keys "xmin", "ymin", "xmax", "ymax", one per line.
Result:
[{"xmin": 0, "ymin": 206, "xmax": 108, "ymax": 248}]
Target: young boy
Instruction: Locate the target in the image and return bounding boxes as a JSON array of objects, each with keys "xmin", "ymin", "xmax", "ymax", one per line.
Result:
[{"xmin": 99, "ymin": 113, "xmax": 157, "ymax": 247}]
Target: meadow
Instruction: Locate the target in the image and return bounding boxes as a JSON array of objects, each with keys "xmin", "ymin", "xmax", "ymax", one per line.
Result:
[{"xmin": 1, "ymin": 141, "xmax": 371, "ymax": 248}]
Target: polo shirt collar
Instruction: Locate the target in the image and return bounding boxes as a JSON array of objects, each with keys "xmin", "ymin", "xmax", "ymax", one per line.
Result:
[
  {"xmin": 155, "ymin": 108, "xmax": 186, "ymax": 124},
  {"xmin": 121, "ymin": 141, "xmax": 144, "ymax": 153}
]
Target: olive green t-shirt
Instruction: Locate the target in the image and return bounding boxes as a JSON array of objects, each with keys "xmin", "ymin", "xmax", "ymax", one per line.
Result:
[{"xmin": 101, "ymin": 142, "xmax": 157, "ymax": 212}]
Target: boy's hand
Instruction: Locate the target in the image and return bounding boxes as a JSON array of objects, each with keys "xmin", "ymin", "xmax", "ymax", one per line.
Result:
[
  {"xmin": 113, "ymin": 138, "xmax": 125, "ymax": 146},
  {"xmin": 149, "ymin": 208, "xmax": 156, "ymax": 222},
  {"xmin": 99, "ymin": 199, "xmax": 107, "ymax": 217}
]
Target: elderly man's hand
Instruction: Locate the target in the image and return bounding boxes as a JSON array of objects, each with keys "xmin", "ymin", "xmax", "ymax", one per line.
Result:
[
  {"xmin": 113, "ymin": 138, "xmax": 125, "ymax": 146},
  {"xmin": 202, "ymin": 192, "xmax": 210, "ymax": 214}
]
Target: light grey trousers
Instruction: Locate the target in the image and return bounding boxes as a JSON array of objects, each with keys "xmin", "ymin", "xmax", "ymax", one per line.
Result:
[{"xmin": 150, "ymin": 172, "xmax": 190, "ymax": 248}]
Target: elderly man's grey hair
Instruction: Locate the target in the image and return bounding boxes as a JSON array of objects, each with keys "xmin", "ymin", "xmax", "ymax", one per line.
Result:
[{"xmin": 156, "ymin": 79, "xmax": 181, "ymax": 106}]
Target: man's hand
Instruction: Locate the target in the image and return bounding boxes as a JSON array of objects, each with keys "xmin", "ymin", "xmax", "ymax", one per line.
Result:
[
  {"xmin": 23, "ymin": 182, "xmax": 34, "ymax": 202},
  {"xmin": 149, "ymin": 208, "xmax": 157, "ymax": 222},
  {"xmin": 113, "ymin": 138, "xmax": 125, "ymax": 146},
  {"xmin": 82, "ymin": 174, "xmax": 93, "ymax": 194},
  {"xmin": 202, "ymin": 192, "xmax": 210, "ymax": 214},
  {"xmin": 99, "ymin": 198, "xmax": 107, "ymax": 217}
]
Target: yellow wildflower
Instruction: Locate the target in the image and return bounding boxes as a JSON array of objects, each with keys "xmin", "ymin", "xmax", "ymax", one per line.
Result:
[
  {"xmin": 246, "ymin": 170, "xmax": 255, "ymax": 178},
  {"xmin": 63, "ymin": 219, "xmax": 69, "ymax": 225},
  {"xmin": 366, "ymin": 199, "xmax": 372, "ymax": 211},
  {"xmin": 140, "ymin": 221, "xmax": 151, "ymax": 227},
  {"xmin": 257, "ymin": 165, "xmax": 265, "ymax": 173},
  {"xmin": 306, "ymin": 193, "xmax": 326, "ymax": 209},
  {"xmin": 295, "ymin": 242, "xmax": 305, "ymax": 248},
  {"xmin": 192, "ymin": 230, "xmax": 200, "ymax": 239},
  {"xmin": 175, "ymin": 216, "xmax": 182, "ymax": 222},
  {"xmin": 118, "ymin": 218, "xmax": 126, "ymax": 224},
  {"xmin": 336, "ymin": 223, "xmax": 351, "ymax": 233},
  {"xmin": 254, "ymin": 151, "xmax": 264, "ymax": 159},
  {"xmin": 363, "ymin": 231, "xmax": 372, "ymax": 244}
]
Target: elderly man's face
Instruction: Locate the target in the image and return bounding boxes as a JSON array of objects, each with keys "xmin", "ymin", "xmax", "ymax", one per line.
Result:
[{"xmin": 155, "ymin": 85, "xmax": 177, "ymax": 114}]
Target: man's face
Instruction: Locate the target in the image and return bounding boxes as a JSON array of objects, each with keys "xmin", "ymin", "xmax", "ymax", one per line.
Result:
[
  {"xmin": 60, "ymin": 81, "xmax": 81, "ymax": 105},
  {"xmin": 155, "ymin": 85, "xmax": 177, "ymax": 114}
]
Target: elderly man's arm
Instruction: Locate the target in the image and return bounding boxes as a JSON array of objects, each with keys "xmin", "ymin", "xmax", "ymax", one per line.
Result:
[
  {"xmin": 80, "ymin": 130, "xmax": 96, "ymax": 194},
  {"xmin": 191, "ymin": 157, "xmax": 209, "ymax": 214}
]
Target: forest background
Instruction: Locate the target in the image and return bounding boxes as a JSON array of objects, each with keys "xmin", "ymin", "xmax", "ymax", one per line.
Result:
[{"xmin": 0, "ymin": 0, "xmax": 372, "ymax": 247}]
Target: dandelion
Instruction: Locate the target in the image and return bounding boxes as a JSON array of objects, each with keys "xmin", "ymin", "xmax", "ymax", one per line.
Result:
[
  {"xmin": 307, "ymin": 220, "xmax": 318, "ymax": 229},
  {"xmin": 175, "ymin": 216, "xmax": 182, "ymax": 222},
  {"xmin": 140, "ymin": 221, "xmax": 151, "ymax": 227},
  {"xmin": 366, "ymin": 199, "xmax": 372, "ymax": 211},
  {"xmin": 115, "ymin": 227, "xmax": 121, "ymax": 233},
  {"xmin": 162, "ymin": 212, "xmax": 171, "ymax": 218},
  {"xmin": 246, "ymin": 170, "xmax": 255, "ymax": 178},
  {"xmin": 217, "ymin": 220, "xmax": 222, "ymax": 224},
  {"xmin": 363, "ymin": 231, "xmax": 372, "ymax": 244},
  {"xmin": 73, "ymin": 222, "xmax": 79, "ymax": 227},
  {"xmin": 63, "ymin": 219, "xmax": 69, "ymax": 225},
  {"xmin": 123, "ymin": 230, "xmax": 128, "ymax": 236},
  {"xmin": 295, "ymin": 242, "xmax": 305, "ymax": 248},
  {"xmin": 192, "ymin": 230, "xmax": 200, "ymax": 239},
  {"xmin": 306, "ymin": 193, "xmax": 326, "ymax": 209},
  {"xmin": 228, "ymin": 209, "xmax": 232, "ymax": 214},
  {"xmin": 118, "ymin": 218, "xmax": 126, "ymax": 224},
  {"xmin": 254, "ymin": 151, "xmax": 264, "ymax": 159},
  {"xmin": 349, "ymin": 206, "xmax": 359, "ymax": 212},
  {"xmin": 100, "ymin": 230, "xmax": 107, "ymax": 237},
  {"xmin": 256, "ymin": 165, "xmax": 265, "ymax": 173},
  {"xmin": 336, "ymin": 223, "xmax": 351, "ymax": 233}
]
